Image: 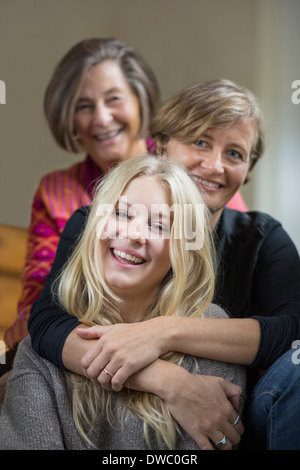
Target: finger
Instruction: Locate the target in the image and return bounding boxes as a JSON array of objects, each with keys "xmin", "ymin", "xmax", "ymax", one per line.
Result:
[
  {"xmin": 222, "ymin": 381, "xmax": 242, "ymax": 406},
  {"xmin": 110, "ymin": 367, "xmax": 128, "ymax": 392},
  {"xmin": 97, "ymin": 366, "xmax": 117, "ymax": 391},
  {"xmin": 232, "ymin": 416, "xmax": 244, "ymax": 437},
  {"xmin": 195, "ymin": 437, "xmax": 214, "ymax": 451},
  {"xmin": 81, "ymin": 341, "xmax": 104, "ymax": 372},
  {"xmin": 228, "ymin": 393, "xmax": 242, "ymax": 412},
  {"xmin": 213, "ymin": 433, "xmax": 233, "ymax": 451},
  {"xmin": 221, "ymin": 416, "xmax": 244, "ymax": 447},
  {"xmin": 96, "ymin": 359, "xmax": 125, "ymax": 391}
]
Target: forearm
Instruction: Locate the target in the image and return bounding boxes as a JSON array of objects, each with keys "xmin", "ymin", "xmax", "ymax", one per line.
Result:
[
  {"xmin": 62, "ymin": 327, "xmax": 98, "ymax": 374},
  {"xmin": 126, "ymin": 358, "xmax": 180, "ymax": 397},
  {"xmin": 162, "ymin": 316, "xmax": 260, "ymax": 365}
]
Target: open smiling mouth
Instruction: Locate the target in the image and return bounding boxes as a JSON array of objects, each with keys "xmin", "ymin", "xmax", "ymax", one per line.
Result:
[
  {"xmin": 94, "ymin": 129, "xmax": 123, "ymax": 141},
  {"xmin": 191, "ymin": 175, "xmax": 222, "ymax": 189},
  {"xmin": 111, "ymin": 248, "xmax": 145, "ymax": 265}
]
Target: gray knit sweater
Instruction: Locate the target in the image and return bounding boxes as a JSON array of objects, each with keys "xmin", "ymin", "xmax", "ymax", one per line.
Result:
[{"xmin": 0, "ymin": 304, "xmax": 246, "ymax": 450}]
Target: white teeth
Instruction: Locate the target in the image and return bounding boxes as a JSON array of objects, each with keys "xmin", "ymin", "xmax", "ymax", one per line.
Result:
[
  {"xmin": 113, "ymin": 249, "xmax": 144, "ymax": 264},
  {"xmin": 191, "ymin": 176, "xmax": 220, "ymax": 188},
  {"xmin": 95, "ymin": 130, "xmax": 120, "ymax": 141}
]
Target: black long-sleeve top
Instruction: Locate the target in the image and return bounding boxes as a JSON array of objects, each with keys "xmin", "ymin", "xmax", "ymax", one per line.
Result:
[{"xmin": 28, "ymin": 207, "xmax": 300, "ymax": 371}]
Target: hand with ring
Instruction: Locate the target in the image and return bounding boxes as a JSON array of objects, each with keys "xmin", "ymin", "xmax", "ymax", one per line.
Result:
[
  {"xmin": 76, "ymin": 320, "xmax": 165, "ymax": 391},
  {"xmin": 215, "ymin": 435, "xmax": 228, "ymax": 447},
  {"xmin": 103, "ymin": 368, "xmax": 114, "ymax": 379},
  {"xmin": 214, "ymin": 414, "xmax": 241, "ymax": 449}
]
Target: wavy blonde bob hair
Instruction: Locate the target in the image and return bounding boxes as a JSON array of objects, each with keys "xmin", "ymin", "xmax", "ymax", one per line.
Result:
[{"xmin": 56, "ymin": 154, "xmax": 216, "ymax": 449}]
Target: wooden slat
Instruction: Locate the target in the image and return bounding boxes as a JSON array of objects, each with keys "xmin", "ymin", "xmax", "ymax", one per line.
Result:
[
  {"xmin": 0, "ymin": 223, "xmax": 28, "ymax": 342},
  {"xmin": 0, "ymin": 275, "xmax": 22, "ymax": 337},
  {"xmin": 0, "ymin": 224, "xmax": 27, "ymax": 275}
]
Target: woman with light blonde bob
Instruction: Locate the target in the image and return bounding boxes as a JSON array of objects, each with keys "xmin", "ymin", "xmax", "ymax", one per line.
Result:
[{"xmin": 0, "ymin": 155, "xmax": 245, "ymax": 450}]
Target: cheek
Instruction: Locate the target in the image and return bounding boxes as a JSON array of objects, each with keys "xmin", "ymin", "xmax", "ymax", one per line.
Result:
[
  {"xmin": 155, "ymin": 240, "xmax": 171, "ymax": 271},
  {"xmin": 232, "ymin": 166, "xmax": 250, "ymax": 187},
  {"xmin": 99, "ymin": 217, "xmax": 120, "ymax": 242},
  {"xmin": 123, "ymin": 101, "xmax": 141, "ymax": 130},
  {"xmin": 168, "ymin": 148, "xmax": 196, "ymax": 168},
  {"xmin": 74, "ymin": 114, "xmax": 89, "ymax": 135}
]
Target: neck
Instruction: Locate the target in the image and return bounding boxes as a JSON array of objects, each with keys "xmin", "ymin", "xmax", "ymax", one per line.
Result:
[
  {"xmin": 128, "ymin": 138, "xmax": 148, "ymax": 158},
  {"xmin": 111, "ymin": 289, "xmax": 156, "ymax": 323},
  {"xmin": 209, "ymin": 207, "xmax": 224, "ymax": 230}
]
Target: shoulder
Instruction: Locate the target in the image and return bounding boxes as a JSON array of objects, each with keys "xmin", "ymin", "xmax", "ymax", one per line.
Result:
[
  {"xmin": 219, "ymin": 208, "xmax": 284, "ymax": 246},
  {"xmin": 203, "ymin": 303, "xmax": 229, "ymax": 319},
  {"xmin": 63, "ymin": 205, "xmax": 90, "ymax": 233},
  {"xmin": 38, "ymin": 159, "xmax": 87, "ymax": 187},
  {"xmin": 10, "ymin": 337, "xmax": 63, "ymax": 382},
  {"xmin": 32, "ymin": 159, "xmax": 92, "ymax": 229},
  {"xmin": 222, "ymin": 208, "xmax": 281, "ymax": 231}
]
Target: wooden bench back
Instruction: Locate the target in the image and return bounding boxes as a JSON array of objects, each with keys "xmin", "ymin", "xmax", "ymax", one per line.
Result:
[{"xmin": 0, "ymin": 224, "xmax": 28, "ymax": 342}]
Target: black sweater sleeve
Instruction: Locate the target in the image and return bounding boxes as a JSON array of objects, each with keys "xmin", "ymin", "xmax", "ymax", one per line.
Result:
[
  {"xmin": 28, "ymin": 207, "xmax": 90, "ymax": 369},
  {"xmin": 215, "ymin": 210, "xmax": 300, "ymax": 370},
  {"xmin": 251, "ymin": 221, "xmax": 300, "ymax": 369}
]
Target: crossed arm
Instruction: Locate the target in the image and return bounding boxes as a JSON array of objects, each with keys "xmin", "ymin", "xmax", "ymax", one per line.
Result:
[
  {"xmin": 60, "ymin": 313, "xmax": 258, "ymax": 450},
  {"xmin": 67, "ymin": 315, "xmax": 259, "ymax": 389}
]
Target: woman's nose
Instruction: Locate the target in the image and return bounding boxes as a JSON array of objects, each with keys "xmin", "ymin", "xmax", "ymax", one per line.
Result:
[
  {"xmin": 125, "ymin": 218, "xmax": 147, "ymax": 245},
  {"xmin": 93, "ymin": 102, "xmax": 113, "ymax": 127},
  {"xmin": 201, "ymin": 149, "xmax": 224, "ymax": 173}
]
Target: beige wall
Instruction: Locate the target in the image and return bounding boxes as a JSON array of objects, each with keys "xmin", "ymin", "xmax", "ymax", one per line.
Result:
[{"xmin": 0, "ymin": 0, "xmax": 299, "ymax": 249}]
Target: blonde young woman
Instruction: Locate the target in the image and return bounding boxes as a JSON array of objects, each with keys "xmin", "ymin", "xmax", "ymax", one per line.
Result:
[{"xmin": 0, "ymin": 155, "xmax": 245, "ymax": 450}]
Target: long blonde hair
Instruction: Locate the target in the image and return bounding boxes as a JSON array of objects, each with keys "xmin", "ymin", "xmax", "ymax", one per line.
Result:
[{"xmin": 56, "ymin": 154, "xmax": 216, "ymax": 449}]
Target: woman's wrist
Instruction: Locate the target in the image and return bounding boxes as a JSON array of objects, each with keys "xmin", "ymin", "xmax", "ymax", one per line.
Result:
[
  {"xmin": 127, "ymin": 358, "xmax": 188, "ymax": 401},
  {"xmin": 150, "ymin": 315, "xmax": 183, "ymax": 356}
]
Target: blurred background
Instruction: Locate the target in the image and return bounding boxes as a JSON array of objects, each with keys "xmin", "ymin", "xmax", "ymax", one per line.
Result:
[{"xmin": 0, "ymin": 0, "xmax": 299, "ymax": 250}]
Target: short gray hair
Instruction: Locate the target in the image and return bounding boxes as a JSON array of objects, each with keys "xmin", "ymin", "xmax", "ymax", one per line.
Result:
[{"xmin": 44, "ymin": 38, "xmax": 160, "ymax": 152}]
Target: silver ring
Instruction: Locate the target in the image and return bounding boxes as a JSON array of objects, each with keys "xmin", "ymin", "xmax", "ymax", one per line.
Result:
[
  {"xmin": 232, "ymin": 415, "xmax": 240, "ymax": 426},
  {"xmin": 103, "ymin": 368, "xmax": 114, "ymax": 378},
  {"xmin": 215, "ymin": 435, "xmax": 227, "ymax": 446}
]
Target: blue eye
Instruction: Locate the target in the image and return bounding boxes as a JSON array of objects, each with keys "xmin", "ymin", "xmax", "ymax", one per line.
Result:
[
  {"xmin": 194, "ymin": 140, "xmax": 207, "ymax": 148},
  {"xmin": 115, "ymin": 210, "xmax": 129, "ymax": 219},
  {"xmin": 150, "ymin": 221, "xmax": 170, "ymax": 234},
  {"xmin": 150, "ymin": 223, "xmax": 163, "ymax": 232},
  {"xmin": 228, "ymin": 150, "xmax": 242, "ymax": 160}
]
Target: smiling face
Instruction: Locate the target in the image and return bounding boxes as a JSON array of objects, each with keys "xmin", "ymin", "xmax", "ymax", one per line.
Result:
[
  {"xmin": 165, "ymin": 120, "xmax": 254, "ymax": 226},
  {"xmin": 74, "ymin": 60, "xmax": 146, "ymax": 172},
  {"xmin": 98, "ymin": 176, "xmax": 172, "ymax": 315}
]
